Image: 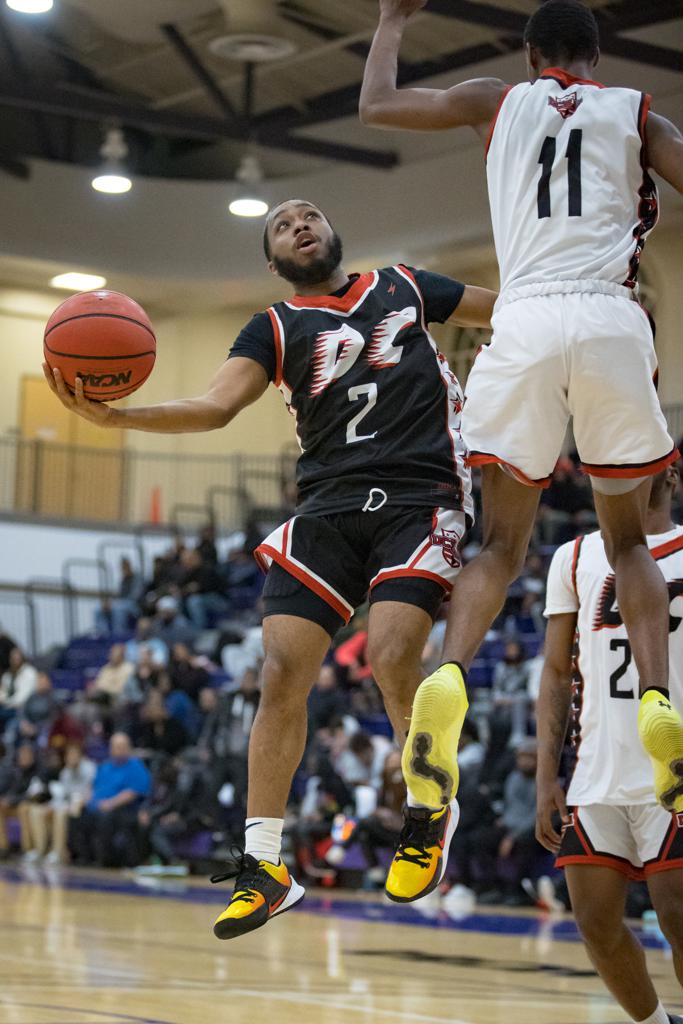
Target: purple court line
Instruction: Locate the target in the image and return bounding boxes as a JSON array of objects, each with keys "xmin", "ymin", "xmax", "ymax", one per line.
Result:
[
  {"xmin": 5, "ymin": 1004, "xmax": 174, "ymax": 1024},
  {"xmin": 0, "ymin": 865, "xmax": 668, "ymax": 950}
]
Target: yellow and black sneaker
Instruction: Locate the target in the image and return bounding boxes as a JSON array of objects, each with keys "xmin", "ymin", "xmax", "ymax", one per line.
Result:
[
  {"xmin": 385, "ymin": 799, "xmax": 460, "ymax": 904},
  {"xmin": 638, "ymin": 690, "xmax": 683, "ymax": 812},
  {"xmin": 402, "ymin": 663, "xmax": 468, "ymax": 809},
  {"xmin": 211, "ymin": 850, "xmax": 305, "ymax": 940}
]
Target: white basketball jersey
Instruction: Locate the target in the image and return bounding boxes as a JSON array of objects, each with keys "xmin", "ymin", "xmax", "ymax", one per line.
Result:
[
  {"xmin": 487, "ymin": 69, "xmax": 658, "ymax": 294},
  {"xmin": 544, "ymin": 526, "xmax": 683, "ymax": 805}
]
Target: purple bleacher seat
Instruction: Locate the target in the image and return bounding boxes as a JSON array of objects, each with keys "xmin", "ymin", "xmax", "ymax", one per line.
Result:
[
  {"xmin": 51, "ymin": 668, "xmax": 86, "ymax": 693},
  {"xmin": 357, "ymin": 714, "xmax": 393, "ymax": 739}
]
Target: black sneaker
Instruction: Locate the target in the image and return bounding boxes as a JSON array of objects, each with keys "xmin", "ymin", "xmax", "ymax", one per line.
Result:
[
  {"xmin": 211, "ymin": 849, "xmax": 305, "ymax": 940},
  {"xmin": 385, "ymin": 799, "xmax": 459, "ymax": 903}
]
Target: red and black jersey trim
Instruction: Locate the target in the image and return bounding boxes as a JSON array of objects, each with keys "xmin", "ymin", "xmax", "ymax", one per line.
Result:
[
  {"xmin": 623, "ymin": 93, "xmax": 659, "ymax": 290},
  {"xmin": 285, "ymin": 272, "xmax": 377, "ymax": 312},
  {"xmin": 582, "ymin": 445, "xmax": 680, "ymax": 480},
  {"xmin": 570, "ymin": 535, "xmax": 584, "ymax": 596},
  {"xmin": 539, "ymin": 67, "xmax": 604, "ymax": 90}
]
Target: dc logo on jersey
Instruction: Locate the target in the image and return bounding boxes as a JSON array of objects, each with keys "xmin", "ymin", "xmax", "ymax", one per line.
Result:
[
  {"xmin": 430, "ymin": 528, "xmax": 461, "ymax": 569},
  {"xmin": 548, "ymin": 93, "xmax": 583, "ymax": 120}
]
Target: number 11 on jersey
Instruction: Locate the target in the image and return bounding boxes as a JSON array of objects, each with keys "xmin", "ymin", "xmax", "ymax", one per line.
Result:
[{"xmin": 537, "ymin": 128, "xmax": 583, "ymax": 219}]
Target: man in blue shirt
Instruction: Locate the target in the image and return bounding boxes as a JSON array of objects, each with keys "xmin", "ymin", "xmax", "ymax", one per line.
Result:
[{"xmin": 71, "ymin": 733, "xmax": 151, "ymax": 867}]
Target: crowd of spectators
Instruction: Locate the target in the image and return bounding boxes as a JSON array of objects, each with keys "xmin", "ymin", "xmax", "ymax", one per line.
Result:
[{"xmin": 1, "ymin": 451, "xmax": 676, "ymax": 906}]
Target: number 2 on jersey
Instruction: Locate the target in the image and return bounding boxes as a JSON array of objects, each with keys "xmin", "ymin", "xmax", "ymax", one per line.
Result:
[
  {"xmin": 347, "ymin": 384, "xmax": 377, "ymax": 444},
  {"xmin": 537, "ymin": 128, "xmax": 583, "ymax": 219}
]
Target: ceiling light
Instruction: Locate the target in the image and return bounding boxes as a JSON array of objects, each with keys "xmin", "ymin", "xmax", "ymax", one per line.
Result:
[
  {"xmin": 92, "ymin": 173, "xmax": 132, "ymax": 194},
  {"xmin": 50, "ymin": 272, "xmax": 107, "ymax": 291},
  {"xmin": 91, "ymin": 127, "xmax": 132, "ymax": 195},
  {"xmin": 229, "ymin": 154, "xmax": 267, "ymax": 218},
  {"xmin": 6, "ymin": 0, "xmax": 53, "ymax": 12},
  {"xmin": 229, "ymin": 197, "xmax": 268, "ymax": 218}
]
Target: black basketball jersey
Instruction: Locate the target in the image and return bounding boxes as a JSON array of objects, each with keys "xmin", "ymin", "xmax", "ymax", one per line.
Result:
[{"xmin": 231, "ymin": 265, "xmax": 473, "ymax": 521}]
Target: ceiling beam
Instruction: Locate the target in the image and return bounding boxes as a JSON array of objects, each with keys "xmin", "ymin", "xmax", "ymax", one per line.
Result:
[
  {"xmin": 0, "ymin": 8, "xmax": 57, "ymax": 161},
  {"xmin": 161, "ymin": 22, "xmax": 244, "ymax": 128},
  {"xmin": 601, "ymin": 35, "xmax": 683, "ymax": 73},
  {"xmin": 0, "ymin": 83, "xmax": 398, "ymax": 168}
]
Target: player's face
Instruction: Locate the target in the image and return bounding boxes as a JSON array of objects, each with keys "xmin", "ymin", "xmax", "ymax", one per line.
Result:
[{"xmin": 267, "ymin": 202, "xmax": 343, "ymax": 287}]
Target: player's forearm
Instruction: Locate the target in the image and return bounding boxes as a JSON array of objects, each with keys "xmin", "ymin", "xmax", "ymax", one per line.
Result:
[
  {"xmin": 536, "ymin": 666, "xmax": 572, "ymax": 782},
  {"xmin": 360, "ymin": 15, "xmax": 411, "ymax": 128},
  {"xmin": 108, "ymin": 396, "xmax": 232, "ymax": 433}
]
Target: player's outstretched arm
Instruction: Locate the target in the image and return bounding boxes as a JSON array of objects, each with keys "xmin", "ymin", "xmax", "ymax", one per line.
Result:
[
  {"xmin": 359, "ymin": 0, "xmax": 504, "ymax": 133},
  {"xmin": 535, "ymin": 612, "xmax": 575, "ymax": 853},
  {"xmin": 448, "ymin": 286, "xmax": 497, "ymax": 329},
  {"xmin": 42, "ymin": 355, "xmax": 269, "ymax": 433},
  {"xmin": 646, "ymin": 112, "xmax": 683, "ymax": 196}
]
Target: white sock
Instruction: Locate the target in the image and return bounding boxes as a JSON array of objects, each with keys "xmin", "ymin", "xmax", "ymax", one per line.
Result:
[
  {"xmin": 636, "ymin": 1002, "xmax": 669, "ymax": 1024},
  {"xmin": 244, "ymin": 817, "xmax": 284, "ymax": 865}
]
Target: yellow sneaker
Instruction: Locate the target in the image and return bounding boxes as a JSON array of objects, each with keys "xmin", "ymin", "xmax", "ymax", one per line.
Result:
[
  {"xmin": 385, "ymin": 799, "xmax": 460, "ymax": 903},
  {"xmin": 638, "ymin": 690, "xmax": 683, "ymax": 812},
  {"xmin": 211, "ymin": 851, "xmax": 305, "ymax": 940},
  {"xmin": 402, "ymin": 663, "xmax": 468, "ymax": 808}
]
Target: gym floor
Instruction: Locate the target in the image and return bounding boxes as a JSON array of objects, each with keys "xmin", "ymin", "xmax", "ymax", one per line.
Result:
[{"xmin": 1, "ymin": 866, "xmax": 681, "ymax": 1024}]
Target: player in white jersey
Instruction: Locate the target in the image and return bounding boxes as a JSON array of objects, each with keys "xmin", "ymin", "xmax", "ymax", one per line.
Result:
[
  {"xmin": 361, "ymin": 1, "xmax": 683, "ymax": 888},
  {"xmin": 536, "ymin": 464, "xmax": 683, "ymax": 1024}
]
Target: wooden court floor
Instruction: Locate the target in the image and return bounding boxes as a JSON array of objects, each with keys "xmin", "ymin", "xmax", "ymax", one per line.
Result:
[{"xmin": 0, "ymin": 866, "xmax": 681, "ymax": 1024}]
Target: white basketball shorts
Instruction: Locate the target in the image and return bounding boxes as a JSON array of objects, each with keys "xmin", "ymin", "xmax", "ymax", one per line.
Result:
[
  {"xmin": 557, "ymin": 803, "xmax": 683, "ymax": 880},
  {"xmin": 463, "ymin": 289, "xmax": 678, "ymax": 487}
]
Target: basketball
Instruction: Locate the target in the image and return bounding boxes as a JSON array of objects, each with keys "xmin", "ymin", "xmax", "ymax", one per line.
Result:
[{"xmin": 44, "ymin": 289, "xmax": 156, "ymax": 401}]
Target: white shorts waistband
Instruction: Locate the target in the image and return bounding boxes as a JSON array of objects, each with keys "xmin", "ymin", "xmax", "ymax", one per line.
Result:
[{"xmin": 495, "ymin": 279, "xmax": 636, "ymax": 312}]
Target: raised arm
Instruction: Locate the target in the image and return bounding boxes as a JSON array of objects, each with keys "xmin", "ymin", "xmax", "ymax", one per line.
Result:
[
  {"xmin": 448, "ymin": 285, "xmax": 497, "ymax": 329},
  {"xmin": 535, "ymin": 612, "xmax": 576, "ymax": 853},
  {"xmin": 646, "ymin": 111, "xmax": 683, "ymax": 196},
  {"xmin": 359, "ymin": 0, "xmax": 505, "ymax": 134},
  {"xmin": 43, "ymin": 355, "xmax": 269, "ymax": 433}
]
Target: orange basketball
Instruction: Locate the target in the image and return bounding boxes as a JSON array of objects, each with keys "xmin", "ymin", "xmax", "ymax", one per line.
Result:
[{"xmin": 44, "ymin": 289, "xmax": 156, "ymax": 401}]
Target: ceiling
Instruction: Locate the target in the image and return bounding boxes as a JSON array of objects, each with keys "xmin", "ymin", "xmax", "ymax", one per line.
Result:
[{"xmin": 0, "ymin": 0, "xmax": 680, "ymax": 309}]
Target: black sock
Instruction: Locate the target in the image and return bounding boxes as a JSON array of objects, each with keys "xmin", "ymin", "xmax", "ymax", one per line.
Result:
[
  {"xmin": 440, "ymin": 661, "xmax": 468, "ymax": 683},
  {"xmin": 641, "ymin": 685, "xmax": 670, "ymax": 701}
]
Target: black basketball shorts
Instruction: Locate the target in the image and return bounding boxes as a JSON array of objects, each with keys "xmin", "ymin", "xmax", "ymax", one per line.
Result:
[{"xmin": 256, "ymin": 505, "xmax": 466, "ymax": 638}]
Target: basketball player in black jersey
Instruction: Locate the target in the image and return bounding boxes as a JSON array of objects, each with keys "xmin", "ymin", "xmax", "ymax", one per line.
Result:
[{"xmin": 44, "ymin": 199, "xmax": 496, "ymax": 937}]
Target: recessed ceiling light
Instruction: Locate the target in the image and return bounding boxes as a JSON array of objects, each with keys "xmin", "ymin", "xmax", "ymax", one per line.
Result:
[
  {"xmin": 91, "ymin": 173, "xmax": 132, "ymax": 195},
  {"xmin": 6, "ymin": 0, "xmax": 53, "ymax": 12},
  {"xmin": 50, "ymin": 273, "xmax": 107, "ymax": 291},
  {"xmin": 229, "ymin": 198, "xmax": 268, "ymax": 218}
]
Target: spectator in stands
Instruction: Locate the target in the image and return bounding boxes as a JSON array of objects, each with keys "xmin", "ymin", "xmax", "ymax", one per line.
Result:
[
  {"xmin": 179, "ymin": 548, "xmax": 231, "ymax": 630},
  {"xmin": 17, "ymin": 747, "xmax": 63, "ymax": 861},
  {"xmin": 0, "ymin": 647, "xmax": 38, "ymax": 727},
  {"xmin": 89, "ymin": 644, "xmax": 134, "ymax": 705},
  {"xmin": 23, "ymin": 743, "xmax": 96, "ymax": 864},
  {"xmin": 69, "ymin": 732, "xmax": 151, "ymax": 867},
  {"xmin": 457, "ymin": 718, "xmax": 485, "ymax": 775},
  {"xmin": 48, "ymin": 704, "xmax": 86, "ymax": 754},
  {"xmin": 168, "ymin": 643, "xmax": 210, "ymax": 703},
  {"xmin": 157, "ymin": 671, "xmax": 202, "ymax": 742},
  {"xmin": 449, "ymin": 726, "xmax": 496, "ymax": 895},
  {"xmin": 151, "ymin": 596, "xmax": 197, "ymax": 649},
  {"xmin": 333, "ymin": 730, "xmax": 391, "ymax": 791},
  {"xmin": 95, "ymin": 557, "xmax": 145, "ymax": 636},
  {"xmin": 134, "ymin": 689, "xmax": 188, "ymax": 758},
  {"xmin": 475, "ymin": 740, "xmax": 544, "ymax": 906},
  {"xmin": 196, "ymin": 670, "xmax": 259, "ymax": 811},
  {"xmin": 220, "ymin": 623, "xmax": 264, "ymax": 681},
  {"xmin": 124, "ymin": 618, "xmax": 168, "ymax": 667},
  {"xmin": 490, "ymin": 640, "xmax": 531, "ymax": 747},
  {"xmin": 138, "ymin": 755, "xmax": 213, "ymax": 868},
  {"xmin": 16, "ymin": 672, "xmax": 57, "ymax": 746},
  {"xmin": 121, "ymin": 645, "xmax": 163, "ymax": 706},
  {"xmin": 0, "ymin": 624, "xmax": 16, "ymax": 676},
  {"xmin": 333, "ymin": 611, "xmax": 372, "ymax": 684},
  {"xmin": 307, "ymin": 664, "xmax": 348, "ymax": 734},
  {"xmin": 0, "ymin": 743, "xmax": 37, "ymax": 857},
  {"xmin": 196, "ymin": 523, "xmax": 218, "ymax": 565},
  {"xmin": 350, "ymin": 749, "xmax": 406, "ymax": 889}
]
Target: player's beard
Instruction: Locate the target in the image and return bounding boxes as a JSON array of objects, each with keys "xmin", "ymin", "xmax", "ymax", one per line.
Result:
[{"xmin": 272, "ymin": 232, "xmax": 344, "ymax": 288}]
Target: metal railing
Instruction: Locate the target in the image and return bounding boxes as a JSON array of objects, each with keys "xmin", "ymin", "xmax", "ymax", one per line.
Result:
[
  {"xmin": 0, "ymin": 434, "xmax": 297, "ymax": 531},
  {"xmin": 0, "ymin": 579, "xmax": 109, "ymax": 657}
]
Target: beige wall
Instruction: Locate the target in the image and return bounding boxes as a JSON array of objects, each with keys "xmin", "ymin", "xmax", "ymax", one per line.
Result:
[{"xmin": 0, "ymin": 291, "xmax": 294, "ymax": 456}]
